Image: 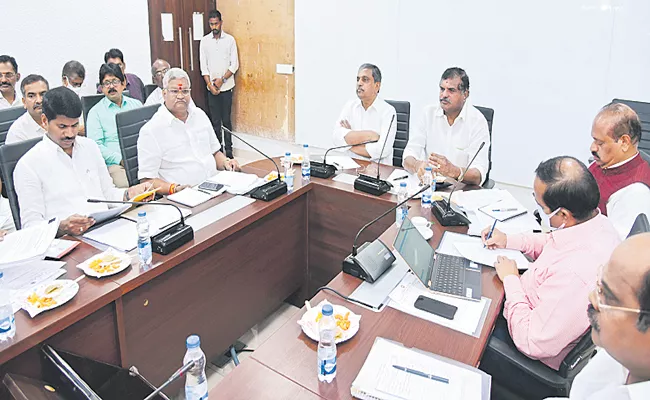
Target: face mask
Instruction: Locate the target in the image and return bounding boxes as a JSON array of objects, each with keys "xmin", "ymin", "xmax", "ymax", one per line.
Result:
[
  {"xmin": 69, "ymin": 85, "xmax": 84, "ymax": 97},
  {"xmin": 536, "ymin": 204, "xmax": 565, "ymax": 231}
]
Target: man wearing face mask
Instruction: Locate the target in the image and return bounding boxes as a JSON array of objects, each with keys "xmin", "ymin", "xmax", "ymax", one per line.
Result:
[
  {"xmin": 62, "ymin": 60, "xmax": 88, "ymax": 135},
  {"xmin": 403, "ymin": 67, "xmax": 490, "ymax": 185},
  {"xmin": 0, "ymin": 55, "xmax": 21, "ymax": 110},
  {"xmin": 6, "ymin": 75, "xmax": 49, "ymax": 144},
  {"xmin": 87, "ymin": 63, "xmax": 142, "ymax": 188},
  {"xmin": 479, "ymin": 156, "xmax": 620, "ymax": 386}
]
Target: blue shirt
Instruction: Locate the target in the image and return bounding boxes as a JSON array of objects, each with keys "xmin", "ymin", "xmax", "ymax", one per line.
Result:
[{"xmin": 86, "ymin": 95, "xmax": 142, "ymax": 165}]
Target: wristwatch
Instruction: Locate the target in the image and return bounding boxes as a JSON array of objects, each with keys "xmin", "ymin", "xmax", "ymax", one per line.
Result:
[{"xmin": 222, "ymin": 75, "xmax": 227, "ymax": 83}]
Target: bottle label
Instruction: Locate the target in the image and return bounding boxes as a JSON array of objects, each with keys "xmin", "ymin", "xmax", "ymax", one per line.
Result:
[
  {"xmin": 0, "ymin": 315, "xmax": 14, "ymax": 332},
  {"xmin": 319, "ymin": 357, "xmax": 337, "ymax": 375}
]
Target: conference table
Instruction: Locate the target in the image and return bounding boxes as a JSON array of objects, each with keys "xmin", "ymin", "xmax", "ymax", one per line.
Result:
[{"xmin": 0, "ymin": 157, "xmax": 504, "ymax": 399}]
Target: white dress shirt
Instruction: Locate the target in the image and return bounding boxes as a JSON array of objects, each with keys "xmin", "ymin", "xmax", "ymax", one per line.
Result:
[
  {"xmin": 137, "ymin": 104, "xmax": 222, "ymax": 186},
  {"xmin": 606, "ymin": 182, "xmax": 650, "ymax": 239},
  {"xmin": 0, "ymin": 91, "xmax": 21, "ymax": 110},
  {"xmin": 332, "ymin": 97, "xmax": 397, "ymax": 164},
  {"xmin": 199, "ymin": 31, "xmax": 239, "ymax": 92},
  {"xmin": 403, "ymin": 101, "xmax": 490, "ymax": 184},
  {"xmin": 13, "ymin": 135, "xmax": 125, "ymax": 228},
  {"xmin": 5, "ymin": 112, "xmax": 47, "ymax": 144},
  {"xmin": 145, "ymin": 87, "xmax": 195, "ymax": 107}
]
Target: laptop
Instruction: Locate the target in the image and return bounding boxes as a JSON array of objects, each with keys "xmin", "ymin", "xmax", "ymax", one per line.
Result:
[{"xmin": 393, "ymin": 217, "xmax": 482, "ymax": 301}]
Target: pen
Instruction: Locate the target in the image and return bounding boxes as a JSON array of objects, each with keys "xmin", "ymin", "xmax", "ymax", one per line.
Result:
[
  {"xmin": 393, "ymin": 175, "xmax": 409, "ymax": 181},
  {"xmin": 485, "ymin": 219, "xmax": 497, "ymax": 248},
  {"xmin": 392, "ymin": 365, "xmax": 449, "ymax": 384},
  {"xmin": 492, "ymin": 208, "xmax": 517, "ymax": 212},
  {"xmin": 197, "ymin": 188, "xmax": 212, "ymax": 195}
]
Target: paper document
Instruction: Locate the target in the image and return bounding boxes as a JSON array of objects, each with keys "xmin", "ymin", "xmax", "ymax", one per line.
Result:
[
  {"xmin": 167, "ymin": 188, "xmax": 217, "ymax": 208},
  {"xmin": 332, "ymin": 173, "xmax": 357, "ymax": 185},
  {"xmin": 326, "ymin": 155, "xmax": 361, "ymax": 170},
  {"xmin": 209, "ymin": 171, "xmax": 260, "ymax": 189},
  {"xmin": 121, "ymin": 203, "xmax": 192, "ymax": 235},
  {"xmin": 479, "ymin": 199, "xmax": 527, "ymax": 222},
  {"xmin": 453, "ymin": 189, "xmax": 506, "ymax": 211},
  {"xmin": 45, "ymin": 239, "xmax": 80, "ymax": 259},
  {"xmin": 437, "ymin": 231, "xmax": 481, "ymax": 257},
  {"xmin": 186, "ymin": 196, "xmax": 256, "ymax": 232},
  {"xmin": 83, "ymin": 218, "xmax": 137, "ymax": 252},
  {"xmin": 349, "ymin": 260, "xmax": 410, "ymax": 311},
  {"xmin": 3, "ymin": 261, "xmax": 66, "ymax": 313},
  {"xmin": 0, "ymin": 219, "xmax": 59, "ymax": 268},
  {"xmin": 454, "ymin": 242, "xmax": 529, "ymax": 270},
  {"xmin": 466, "ymin": 209, "xmax": 540, "ymax": 237},
  {"xmin": 88, "ymin": 205, "xmax": 130, "ymax": 225}
]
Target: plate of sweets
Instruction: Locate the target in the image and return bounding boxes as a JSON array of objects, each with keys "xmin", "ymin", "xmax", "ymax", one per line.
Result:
[{"xmin": 298, "ymin": 300, "xmax": 361, "ymax": 344}]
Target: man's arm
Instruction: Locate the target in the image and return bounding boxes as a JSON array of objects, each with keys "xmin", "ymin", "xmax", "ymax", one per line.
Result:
[
  {"xmin": 363, "ymin": 107, "xmax": 397, "ymax": 162},
  {"xmin": 506, "ymin": 232, "xmax": 550, "ymax": 260},
  {"xmin": 402, "ymin": 108, "xmax": 429, "ymax": 172}
]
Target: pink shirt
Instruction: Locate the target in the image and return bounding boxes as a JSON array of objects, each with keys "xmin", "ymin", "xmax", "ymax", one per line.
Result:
[{"xmin": 503, "ymin": 213, "xmax": 620, "ymax": 370}]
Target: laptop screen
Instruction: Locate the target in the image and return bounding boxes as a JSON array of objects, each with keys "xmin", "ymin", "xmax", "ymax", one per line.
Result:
[{"xmin": 393, "ymin": 217, "xmax": 434, "ymax": 286}]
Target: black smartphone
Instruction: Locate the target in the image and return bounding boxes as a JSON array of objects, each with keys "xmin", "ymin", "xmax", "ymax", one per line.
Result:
[
  {"xmin": 414, "ymin": 295, "xmax": 458, "ymax": 320},
  {"xmin": 198, "ymin": 182, "xmax": 224, "ymax": 192}
]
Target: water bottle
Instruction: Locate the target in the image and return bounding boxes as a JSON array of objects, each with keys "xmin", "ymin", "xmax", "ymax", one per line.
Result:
[
  {"xmin": 317, "ymin": 304, "xmax": 337, "ymax": 383},
  {"xmin": 0, "ymin": 272, "xmax": 16, "ymax": 341},
  {"xmin": 184, "ymin": 335, "xmax": 208, "ymax": 400},
  {"xmin": 396, "ymin": 182, "xmax": 409, "ymax": 227},
  {"xmin": 284, "ymin": 151, "xmax": 294, "ymax": 193},
  {"xmin": 421, "ymin": 166, "xmax": 433, "ymax": 209},
  {"xmin": 301, "ymin": 144, "xmax": 311, "ymax": 182},
  {"xmin": 137, "ymin": 211, "xmax": 152, "ymax": 269}
]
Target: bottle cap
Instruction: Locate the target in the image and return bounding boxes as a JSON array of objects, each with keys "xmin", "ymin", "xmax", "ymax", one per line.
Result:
[
  {"xmin": 321, "ymin": 304, "xmax": 333, "ymax": 316},
  {"xmin": 285, "ymin": 152, "xmax": 291, "ymax": 156},
  {"xmin": 138, "ymin": 211, "xmax": 146, "ymax": 217},
  {"xmin": 425, "ymin": 166, "xmax": 432, "ymax": 171},
  {"xmin": 400, "ymin": 182, "xmax": 407, "ymax": 187},
  {"xmin": 303, "ymin": 144, "xmax": 309, "ymax": 148},
  {"xmin": 186, "ymin": 334, "xmax": 200, "ymax": 349}
]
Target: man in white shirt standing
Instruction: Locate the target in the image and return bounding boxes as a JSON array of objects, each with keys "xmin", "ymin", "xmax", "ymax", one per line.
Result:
[
  {"xmin": 6, "ymin": 74, "xmax": 49, "ymax": 144},
  {"xmin": 144, "ymin": 59, "xmax": 170, "ymax": 106},
  {"xmin": 200, "ymin": 9, "xmax": 239, "ymax": 159},
  {"xmin": 402, "ymin": 67, "xmax": 490, "ymax": 186},
  {"xmin": 14, "ymin": 87, "xmax": 152, "ymax": 236},
  {"xmin": 332, "ymin": 64, "xmax": 397, "ymax": 164},
  {"xmin": 552, "ymin": 233, "xmax": 650, "ymax": 399},
  {"xmin": 0, "ymin": 55, "xmax": 21, "ymax": 110},
  {"xmin": 138, "ymin": 68, "xmax": 241, "ymax": 195}
]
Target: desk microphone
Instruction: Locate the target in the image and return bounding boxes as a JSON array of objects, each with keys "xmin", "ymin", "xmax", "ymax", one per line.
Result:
[
  {"xmin": 310, "ymin": 139, "xmax": 379, "ymax": 179},
  {"xmin": 222, "ymin": 126, "xmax": 287, "ymax": 201},
  {"xmin": 354, "ymin": 115, "xmax": 395, "ymax": 196},
  {"xmin": 431, "ymin": 141, "xmax": 485, "ymax": 226},
  {"xmin": 342, "ymin": 183, "xmax": 431, "ymax": 283},
  {"xmin": 87, "ymin": 199, "xmax": 194, "ymax": 255}
]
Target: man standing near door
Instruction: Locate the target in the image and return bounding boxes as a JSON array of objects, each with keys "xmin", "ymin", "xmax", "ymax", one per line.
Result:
[{"xmin": 200, "ymin": 9, "xmax": 239, "ymax": 158}]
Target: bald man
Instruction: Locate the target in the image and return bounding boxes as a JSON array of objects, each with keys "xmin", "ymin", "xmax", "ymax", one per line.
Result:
[
  {"xmin": 478, "ymin": 156, "xmax": 620, "ymax": 395},
  {"xmin": 144, "ymin": 59, "xmax": 170, "ymax": 106}
]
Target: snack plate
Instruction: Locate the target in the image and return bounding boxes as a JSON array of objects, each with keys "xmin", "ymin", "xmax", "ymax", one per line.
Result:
[{"xmin": 298, "ymin": 300, "xmax": 361, "ymax": 344}]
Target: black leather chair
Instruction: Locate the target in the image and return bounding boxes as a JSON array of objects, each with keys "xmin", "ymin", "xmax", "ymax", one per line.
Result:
[
  {"xmin": 386, "ymin": 100, "xmax": 410, "ymax": 167},
  {"xmin": 475, "ymin": 105, "xmax": 495, "ymax": 189},
  {"xmin": 144, "ymin": 84, "xmax": 157, "ymax": 101},
  {"xmin": 82, "ymin": 90, "xmax": 132, "ymax": 128},
  {"xmin": 628, "ymin": 213, "xmax": 649, "ymax": 237},
  {"xmin": 116, "ymin": 104, "xmax": 160, "ymax": 186},
  {"xmin": 612, "ymin": 99, "xmax": 650, "ymax": 157},
  {"xmin": 0, "ymin": 138, "xmax": 42, "ymax": 229},
  {"xmin": 0, "ymin": 106, "xmax": 26, "ymax": 146},
  {"xmin": 640, "ymin": 149, "xmax": 650, "ymax": 165}
]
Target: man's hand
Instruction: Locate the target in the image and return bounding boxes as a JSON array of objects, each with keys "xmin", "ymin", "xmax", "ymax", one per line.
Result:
[
  {"xmin": 0, "ymin": 230, "xmax": 7, "ymax": 242},
  {"xmin": 212, "ymin": 77, "xmax": 224, "ymax": 89},
  {"xmin": 339, "ymin": 120, "xmax": 352, "ymax": 130},
  {"xmin": 175, "ymin": 184, "xmax": 191, "ymax": 192},
  {"xmin": 416, "ymin": 160, "xmax": 429, "ymax": 182},
  {"xmin": 127, "ymin": 182, "xmax": 155, "ymax": 201},
  {"xmin": 208, "ymin": 84, "xmax": 220, "ymax": 96},
  {"xmin": 481, "ymin": 227, "xmax": 507, "ymax": 249},
  {"xmin": 428, "ymin": 153, "xmax": 461, "ymax": 180},
  {"xmin": 494, "ymin": 256, "xmax": 519, "ymax": 281},
  {"xmin": 223, "ymin": 158, "xmax": 241, "ymax": 171},
  {"xmin": 60, "ymin": 215, "xmax": 95, "ymax": 236}
]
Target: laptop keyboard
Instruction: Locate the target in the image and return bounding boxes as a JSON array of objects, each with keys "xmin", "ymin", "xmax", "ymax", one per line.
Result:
[{"xmin": 431, "ymin": 254, "xmax": 466, "ymax": 297}]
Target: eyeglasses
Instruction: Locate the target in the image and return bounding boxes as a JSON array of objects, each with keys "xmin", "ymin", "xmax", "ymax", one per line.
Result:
[
  {"xmin": 596, "ymin": 264, "xmax": 650, "ymax": 315},
  {"xmin": 0, "ymin": 72, "xmax": 16, "ymax": 79},
  {"xmin": 101, "ymin": 79, "xmax": 122, "ymax": 88},
  {"xmin": 168, "ymin": 88, "xmax": 191, "ymax": 96},
  {"xmin": 154, "ymin": 68, "xmax": 170, "ymax": 78}
]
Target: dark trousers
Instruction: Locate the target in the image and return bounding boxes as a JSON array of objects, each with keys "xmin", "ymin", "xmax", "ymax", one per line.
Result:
[{"xmin": 207, "ymin": 89, "xmax": 233, "ymax": 157}]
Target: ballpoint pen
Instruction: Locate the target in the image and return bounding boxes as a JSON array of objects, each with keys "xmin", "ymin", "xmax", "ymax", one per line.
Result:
[
  {"xmin": 492, "ymin": 208, "xmax": 517, "ymax": 212},
  {"xmin": 392, "ymin": 365, "xmax": 449, "ymax": 384},
  {"xmin": 393, "ymin": 175, "xmax": 409, "ymax": 181},
  {"xmin": 485, "ymin": 219, "xmax": 497, "ymax": 248}
]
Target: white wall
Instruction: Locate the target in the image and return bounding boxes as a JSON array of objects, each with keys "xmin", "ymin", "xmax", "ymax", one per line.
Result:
[
  {"xmin": 1, "ymin": 0, "xmax": 152, "ymax": 95},
  {"xmin": 295, "ymin": 0, "xmax": 650, "ymax": 187}
]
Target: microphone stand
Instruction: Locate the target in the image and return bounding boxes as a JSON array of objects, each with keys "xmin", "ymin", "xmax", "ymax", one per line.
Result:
[
  {"xmin": 354, "ymin": 115, "xmax": 395, "ymax": 196},
  {"xmin": 311, "ymin": 139, "xmax": 379, "ymax": 179}
]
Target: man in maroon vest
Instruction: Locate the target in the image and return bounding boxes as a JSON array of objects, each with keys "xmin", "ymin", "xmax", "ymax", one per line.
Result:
[{"xmin": 589, "ymin": 103, "xmax": 650, "ymax": 215}]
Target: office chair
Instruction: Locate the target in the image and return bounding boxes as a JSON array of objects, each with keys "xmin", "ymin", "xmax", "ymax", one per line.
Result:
[
  {"xmin": 144, "ymin": 84, "xmax": 157, "ymax": 101},
  {"xmin": 116, "ymin": 104, "xmax": 160, "ymax": 186},
  {"xmin": 0, "ymin": 106, "xmax": 26, "ymax": 146},
  {"xmin": 640, "ymin": 149, "xmax": 650, "ymax": 165},
  {"xmin": 0, "ymin": 137, "xmax": 42, "ymax": 229},
  {"xmin": 612, "ymin": 99, "xmax": 650, "ymax": 158},
  {"xmin": 386, "ymin": 100, "xmax": 410, "ymax": 168},
  {"xmin": 628, "ymin": 213, "xmax": 650, "ymax": 237},
  {"xmin": 82, "ymin": 91, "xmax": 133, "ymax": 128},
  {"xmin": 475, "ymin": 106, "xmax": 495, "ymax": 189}
]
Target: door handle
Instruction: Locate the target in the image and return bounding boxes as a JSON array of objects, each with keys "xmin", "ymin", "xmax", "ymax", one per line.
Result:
[
  {"xmin": 178, "ymin": 26, "xmax": 184, "ymax": 69},
  {"xmin": 188, "ymin": 27, "xmax": 194, "ymax": 71}
]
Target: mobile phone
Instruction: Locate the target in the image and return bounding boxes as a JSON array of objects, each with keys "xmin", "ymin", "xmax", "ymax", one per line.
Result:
[
  {"xmin": 414, "ymin": 295, "xmax": 458, "ymax": 320},
  {"xmin": 198, "ymin": 182, "xmax": 224, "ymax": 192}
]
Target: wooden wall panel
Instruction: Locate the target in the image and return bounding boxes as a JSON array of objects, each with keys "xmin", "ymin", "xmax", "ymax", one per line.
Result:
[{"xmin": 217, "ymin": 0, "xmax": 295, "ymax": 140}]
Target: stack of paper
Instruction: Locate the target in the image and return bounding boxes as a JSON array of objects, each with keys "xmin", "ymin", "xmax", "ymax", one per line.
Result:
[
  {"xmin": 167, "ymin": 188, "xmax": 218, "ymax": 208},
  {"xmin": 185, "ymin": 196, "xmax": 256, "ymax": 232},
  {"xmin": 208, "ymin": 171, "xmax": 265, "ymax": 195},
  {"xmin": 83, "ymin": 219, "xmax": 138, "ymax": 252},
  {"xmin": 0, "ymin": 219, "xmax": 59, "ymax": 268},
  {"xmin": 437, "ymin": 231, "xmax": 530, "ymax": 270},
  {"xmin": 88, "ymin": 205, "xmax": 130, "ymax": 225},
  {"xmin": 121, "ymin": 203, "xmax": 192, "ymax": 236},
  {"xmin": 326, "ymin": 155, "xmax": 361, "ymax": 170},
  {"xmin": 386, "ymin": 169, "xmax": 422, "ymax": 197}
]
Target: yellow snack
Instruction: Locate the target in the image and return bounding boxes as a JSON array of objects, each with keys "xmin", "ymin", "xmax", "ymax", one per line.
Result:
[
  {"xmin": 27, "ymin": 293, "xmax": 57, "ymax": 309},
  {"xmin": 87, "ymin": 254, "xmax": 122, "ymax": 274}
]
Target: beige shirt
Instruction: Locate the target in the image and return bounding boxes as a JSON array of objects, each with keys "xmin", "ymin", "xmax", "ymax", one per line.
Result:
[{"xmin": 199, "ymin": 31, "xmax": 239, "ymax": 92}]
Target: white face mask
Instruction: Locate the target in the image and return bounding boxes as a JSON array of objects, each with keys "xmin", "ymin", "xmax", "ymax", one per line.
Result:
[
  {"xmin": 64, "ymin": 76, "xmax": 86, "ymax": 97},
  {"xmin": 536, "ymin": 203, "xmax": 565, "ymax": 231}
]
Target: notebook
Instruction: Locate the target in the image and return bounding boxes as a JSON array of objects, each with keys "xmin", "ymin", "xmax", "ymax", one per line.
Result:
[{"xmin": 478, "ymin": 198, "xmax": 527, "ymax": 222}]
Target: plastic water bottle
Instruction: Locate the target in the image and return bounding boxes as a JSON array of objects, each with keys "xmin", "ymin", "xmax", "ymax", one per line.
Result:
[
  {"xmin": 137, "ymin": 211, "xmax": 152, "ymax": 269},
  {"xmin": 421, "ymin": 166, "xmax": 433, "ymax": 209},
  {"xmin": 184, "ymin": 335, "xmax": 208, "ymax": 400},
  {"xmin": 301, "ymin": 144, "xmax": 311, "ymax": 182},
  {"xmin": 284, "ymin": 151, "xmax": 294, "ymax": 193},
  {"xmin": 396, "ymin": 182, "xmax": 409, "ymax": 227},
  {"xmin": 317, "ymin": 304, "xmax": 337, "ymax": 383},
  {"xmin": 0, "ymin": 272, "xmax": 16, "ymax": 341}
]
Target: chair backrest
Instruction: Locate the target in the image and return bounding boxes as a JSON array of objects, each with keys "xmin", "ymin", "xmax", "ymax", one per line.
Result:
[
  {"xmin": 475, "ymin": 106, "xmax": 494, "ymax": 182},
  {"xmin": 144, "ymin": 84, "xmax": 157, "ymax": 101},
  {"xmin": 628, "ymin": 213, "xmax": 650, "ymax": 237},
  {"xmin": 0, "ymin": 106, "xmax": 26, "ymax": 146},
  {"xmin": 612, "ymin": 99, "xmax": 650, "ymax": 156},
  {"xmin": 116, "ymin": 104, "xmax": 160, "ymax": 186},
  {"xmin": 0, "ymin": 137, "xmax": 42, "ymax": 229},
  {"xmin": 558, "ymin": 328, "xmax": 596, "ymax": 379},
  {"xmin": 640, "ymin": 149, "xmax": 650, "ymax": 165},
  {"xmin": 386, "ymin": 100, "xmax": 410, "ymax": 167},
  {"xmin": 81, "ymin": 94, "xmax": 104, "ymax": 127}
]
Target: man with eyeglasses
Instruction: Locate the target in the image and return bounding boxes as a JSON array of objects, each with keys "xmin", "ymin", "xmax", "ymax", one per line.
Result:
[
  {"xmin": 144, "ymin": 59, "xmax": 195, "ymax": 108},
  {"xmin": 478, "ymin": 156, "xmax": 620, "ymax": 393},
  {"xmin": 200, "ymin": 9, "xmax": 239, "ymax": 158},
  {"xmin": 137, "ymin": 68, "xmax": 241, "ymax": 195},
  {"xmin": 87, "ymin": 63, "xmax": 142, "ymax": 188},
  {"xmin": 96, "ymin": 48, "xmax": 146, "ymax": 103},
  {"xmin": 6, "ymin": 74, "xmax": 49, "ymax": 144},
  {"xmin": 0, "ymin": 55, "xmax": 21, "ymax": 110}
]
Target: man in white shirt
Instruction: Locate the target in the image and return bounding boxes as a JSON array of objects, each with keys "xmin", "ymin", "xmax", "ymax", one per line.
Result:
[
  {"xmin": 6, "ymin": 74, "xmax": 49, "ymax": 144},
  {"xmin": 200, "ymin": 9, "xmax": 239, "ymax": 158},
  {"xmin": 14, "ymin": 87, "xmax": 152, "ymax": 236},
  {"xmin": 62, "ymin": 60, "xmax": 89, "ymax": 135},
  {"xmin": 138, "ymin": 68, "xmax": 241, "ymax": 195},
  {"xmin": 144, "ymin": 59, "xmax": 170, "ymax": 106},
  {"xmin": 402, "ymin": 67, "xmax": 490, "ymax": 186},
  {"xmin": 0, "ymin": 55, "xmax": 21, "ymax": 110},
  {"xmin": 552, "ymin": 233, "xmax": 650, "ymax": 399},
  {"xmin": 332, "ymin": 64, "xmax": 397, "ymax": 164}
]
